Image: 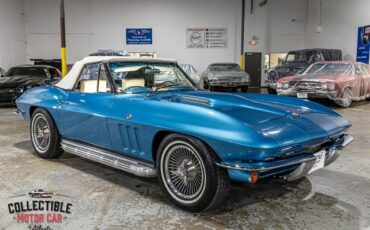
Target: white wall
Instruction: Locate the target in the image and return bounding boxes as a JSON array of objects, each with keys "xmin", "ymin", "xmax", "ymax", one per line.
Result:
[
  {"xmin": 0, "ymin": 0, "xmax": 27, "ymax": 70},
  {"xmin": 305, "ymin": 0, "xmax": 370, "ymax": 61},
  {"xmin": 244, "ymin": 0, "xmax": 306, "ymax": 53},
  {"xmin": 23, "ymin": 0, "xmax": 309, "ymax": 73},
  {"xmin": 23, "ymin": 0, "xmax": 243, "ymax": 72}
]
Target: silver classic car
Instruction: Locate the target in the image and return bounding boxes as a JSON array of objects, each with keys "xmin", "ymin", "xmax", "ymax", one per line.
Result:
[{"xmin": 200, "ymin": 63, "xmax": 250, "ymax": 92}]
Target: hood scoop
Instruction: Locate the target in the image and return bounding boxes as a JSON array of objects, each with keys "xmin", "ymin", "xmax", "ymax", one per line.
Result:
[{"xmin": 179, "ymin": 96, "xmax": 211, "ymax": 106}]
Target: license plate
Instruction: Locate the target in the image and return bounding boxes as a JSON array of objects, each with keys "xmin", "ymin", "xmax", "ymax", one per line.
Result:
[
  {"xmin": 308, "ymin": 150, "xmax": 326, "ymax": 174},
  {"xmin": 297, "ymin": 92, "xmax": 308, "ymax": 99}
]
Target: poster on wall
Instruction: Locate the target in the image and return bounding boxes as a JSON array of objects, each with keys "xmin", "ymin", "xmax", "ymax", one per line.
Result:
[
  {"xmin": 186, "ymin": 28, "xmax": 228, "ymax": 48},
  {"xmin": 356, "ymin": 25, "xmax": 370, "ymax": 64},
  {"xmin": 126, "ymin": 28, "xmax": 152, "ymax": 45}
]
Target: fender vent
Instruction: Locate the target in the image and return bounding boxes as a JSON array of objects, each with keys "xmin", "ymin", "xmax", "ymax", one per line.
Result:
[{"xmin": 180, "ymin": 96, "xmax": 210, "ymax": 106}]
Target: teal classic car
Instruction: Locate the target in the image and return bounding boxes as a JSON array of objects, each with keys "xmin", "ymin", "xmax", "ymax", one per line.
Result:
[{"xmin": 16, "ymin": 56, "xmax": 353, "ymax": 212}]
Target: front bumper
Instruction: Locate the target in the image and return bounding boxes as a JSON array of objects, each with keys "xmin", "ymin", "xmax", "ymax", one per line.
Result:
[
  {"xmin": 208, "ymin": 81, "xmax": 249, "ymax": 88},
  {"xmin": 277, "ymin": 88, "xmax": 338, "ymax": 99},
  {"xmin": 216, "ymin": 134, "xmax": 353, "ymax": 183}
]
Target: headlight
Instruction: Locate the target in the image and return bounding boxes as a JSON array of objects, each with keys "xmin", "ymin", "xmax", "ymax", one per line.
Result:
[
  {"xmin": 327, "ymin": 82, "xmax": 336, "ymax": 91},
  {"xmin": 282, "ymin": 82, "xmax": 290, "ymax": 89},
  {"xmin": 242, "ymin": 75, "xmax": 250, "ymax": 82},
  {"xmin": 321, "ymin": 82, "xmax": 328, "ymax": 90},
  {"xmin": 278, "ymin": 82, "xmax": 289, "ymax": 89},
  {"xmin": 321, "ymin": 82, "xmax": 336, "ymax": 91}
]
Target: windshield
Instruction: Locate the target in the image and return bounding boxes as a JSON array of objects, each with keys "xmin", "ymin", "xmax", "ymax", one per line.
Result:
[
  {"xmin": 108, "ymin": 62, "xmax": 196, "ymax": 93},
  {"xmin": 304, "ymin": 63, "xmax": 352, "ymax": 74},
  {"xmin": 5, "ymin": 67, "xmax": 47, "ymax": 78},
  {"xmin": 285, "ymin": 51, "xmax": 322, "ymax": 63},
  {"xmin": 210, "ymin": 64, "xmax": 240, "ymax": 71}
]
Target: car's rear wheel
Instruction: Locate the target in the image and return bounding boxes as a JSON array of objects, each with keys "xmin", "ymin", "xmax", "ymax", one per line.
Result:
[
  {"xmin": 335, "ymin": 87, "xmax": 352, "ymax": 108},
  {"xmin": 157, "ymin": 134, "xmax": 229, "ymax": 212},
  {"xmin": 30, "ymin": 108, "xmax": 64, "ymax": 158}
]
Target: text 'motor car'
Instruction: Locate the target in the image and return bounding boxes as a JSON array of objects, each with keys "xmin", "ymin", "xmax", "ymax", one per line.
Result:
[{"xmin": 16, "ymin": 56, "xmax": 353, "ymax": 212}]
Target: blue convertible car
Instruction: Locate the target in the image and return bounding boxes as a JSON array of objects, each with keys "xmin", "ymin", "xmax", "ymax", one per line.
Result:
[{"xmin": 16, "ymin": 56, "xmax": 353, "ymax": 212}]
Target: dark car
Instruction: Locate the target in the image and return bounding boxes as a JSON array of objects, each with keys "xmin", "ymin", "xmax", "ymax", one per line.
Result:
[
  {"xmin": 266, "ymin": 49, "xmax": 342, "ymax": 94},
  {"xmin": 0, "ymin": 65, "xmax": 61, "ymax": 104}
]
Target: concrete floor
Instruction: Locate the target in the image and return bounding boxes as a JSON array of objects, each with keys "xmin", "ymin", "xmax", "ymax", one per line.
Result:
[{"xmin": 0, "ymin": 99, "xmax": 370, "ymax": 230}]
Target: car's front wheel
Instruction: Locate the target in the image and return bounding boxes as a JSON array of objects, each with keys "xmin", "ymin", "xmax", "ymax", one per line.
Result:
[
  {"xmin": 335, "ymin": 87, "xmax": 352, "ymax": 108},
  {"xmin": 30, "ymin": 108, "xmax": 64, "ymax": 158},
  {"xmin": 157, "ymin": 134, "xmax": 229, "ymax": 212}
]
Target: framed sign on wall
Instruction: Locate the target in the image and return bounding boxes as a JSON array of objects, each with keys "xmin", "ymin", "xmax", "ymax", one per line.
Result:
[
  {"xmin": 126, "ymin": 28, "xmax": 152, "ymax": 45},
  {"xmin": 186, "ymin": 28, "xmax": 228, "ymax": 48}
]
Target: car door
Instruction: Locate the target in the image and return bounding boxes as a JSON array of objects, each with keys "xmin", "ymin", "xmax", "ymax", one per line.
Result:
[{"xmin": 58, "ymin": 62, "xmax": 115, "ymax": 150}]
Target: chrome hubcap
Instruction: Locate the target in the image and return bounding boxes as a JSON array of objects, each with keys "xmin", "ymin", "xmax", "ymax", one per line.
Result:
[
  {"xmin": 31, "ymin": 114, "xmax": 50, "ymax": 153},
  {"xmin": 162, "ymin": 141, "xmax": 206, "ymax": 202}
]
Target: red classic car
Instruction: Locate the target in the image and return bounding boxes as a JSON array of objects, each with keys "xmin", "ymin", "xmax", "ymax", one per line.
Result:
[{"xmin": 276, "ymin": 61, "xmax": 370, "ymax": 107}]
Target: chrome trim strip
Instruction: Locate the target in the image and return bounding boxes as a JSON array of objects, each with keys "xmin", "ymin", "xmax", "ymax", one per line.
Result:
[
  {"xmin": 180, "ymin": 96, "xmax": 210, "ymax": 105},
  {"xmin": 215, "ymin": 155, "xmax": 317, "ymax": 173},
  {"xmin": 60, "ymin": 139, "xmax": 156, "ymax": 177}
]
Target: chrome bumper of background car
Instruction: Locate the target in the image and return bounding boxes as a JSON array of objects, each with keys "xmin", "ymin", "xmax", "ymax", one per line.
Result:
[
  {"xmin": 209, "ymin": 81, "xmax": 249, "ymax": 87},
  {"xmin": 277, "ymin": 88, "xmax": 337, "ymax": 99},
  {"xmin": 216, "ymin": 134, "xmax": 353, "ymax": 180}
]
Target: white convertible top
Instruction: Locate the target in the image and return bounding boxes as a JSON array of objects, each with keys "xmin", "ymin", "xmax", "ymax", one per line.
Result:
[{"xmin": 56, "ymin": 56, "xmax": 177, "ymax": 90}]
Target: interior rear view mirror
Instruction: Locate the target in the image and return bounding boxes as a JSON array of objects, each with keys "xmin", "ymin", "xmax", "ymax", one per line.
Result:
[{"xmin": 144, "ymin": 68, "xmax": 160, "ymax": 75}]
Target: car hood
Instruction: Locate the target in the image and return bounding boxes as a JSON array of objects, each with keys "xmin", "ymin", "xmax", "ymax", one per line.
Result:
[
  {"xmin": 205, "ymin": 71, "xmax": 249, "ymax": 80},
  {"xmin": 285, "ymin": 73, "xmax": 348, "ymax": 82},
  {"xmin": 0, "ymin": 76, "xmax": 45, "ymax": 89},
  {"xmin": 170, "ymin": 91, "xmax": 350, "ymax": 146}
]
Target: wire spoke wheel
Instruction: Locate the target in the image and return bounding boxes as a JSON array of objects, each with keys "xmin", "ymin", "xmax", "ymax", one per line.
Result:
[
  {"xmin": 31, "ymin": 113, "xmax": 51, "ymax": 153},
  {"xmin": 161, "ymin": 141, "xmax": 206, "ymax": 203}
]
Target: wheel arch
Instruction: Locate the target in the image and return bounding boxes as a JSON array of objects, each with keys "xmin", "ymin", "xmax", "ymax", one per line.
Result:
[
  {"xmin": 151, "ymin": 130, "xmax": 222, "ymax": 167},
  {"xmin": 29, "ymin": 106, "xmax": 61, "ymax": 134}
]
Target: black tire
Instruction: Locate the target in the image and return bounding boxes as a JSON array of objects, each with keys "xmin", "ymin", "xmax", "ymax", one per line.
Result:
[
  {"xmin": 157, "ymin": 134, "xmax": 229, "ymax": 212},
  {"xmin": 30, "ymin": 108, "xmax": 64, "ymax": 158},
  {"xmin": 267, "ymin": 87, "xmax": 277, "ymax": 94},
  {"xmin": 203, "ymin": 79, "xmax": 209, "ymax": 90},
  {"xmin": 240, "ymin": 86, "xmax": 248, "ymax": 93},
  {"xmin": 335, "ymin": 87, "xmax": 352, "ymax": 108}
]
